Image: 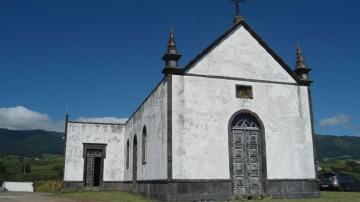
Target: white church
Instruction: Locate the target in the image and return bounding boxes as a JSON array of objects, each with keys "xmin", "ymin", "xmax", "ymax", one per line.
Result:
[{"xmin": 62, "ymin": 16, "xmax": 319, "ymax": 200}]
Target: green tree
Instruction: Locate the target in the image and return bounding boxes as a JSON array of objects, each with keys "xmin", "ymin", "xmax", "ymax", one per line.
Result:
[
  {"xmin": 0, "ymin": 161, "xmax": 9, "ymax": 181},
  {"xmin": 51, "ymin": 164, "xmax": 63, "ymax": 179},
  {"xmin": 22, "ymin": 159, "xmax": 31, "ymax": 174}
]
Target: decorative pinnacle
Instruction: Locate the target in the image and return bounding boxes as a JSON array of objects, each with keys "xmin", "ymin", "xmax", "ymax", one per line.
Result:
[
  {"xmin": 162, "ymin": 29, "xmax": 182, "ymax": 69},
  {"xmin": 295, "ymin": 44, "xmax": 312, "ymax": 83},
  {"xmin": 167, "ymin": 31, "xmax": 177, "ymax": 54},
  {"xmin": 296, "ymin": 44, "xmax": 309, "ymax": 69}
]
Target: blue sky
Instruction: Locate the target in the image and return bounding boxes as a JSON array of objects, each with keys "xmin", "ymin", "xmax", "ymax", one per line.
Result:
[{"xmin": 0, "ymin": 0, "xmax": 359, "ymax": 135}]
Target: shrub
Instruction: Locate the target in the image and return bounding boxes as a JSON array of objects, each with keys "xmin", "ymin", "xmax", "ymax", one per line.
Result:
[{"xmin": 34, "ymin": 180, "xmax": 63, "ymax": 192}]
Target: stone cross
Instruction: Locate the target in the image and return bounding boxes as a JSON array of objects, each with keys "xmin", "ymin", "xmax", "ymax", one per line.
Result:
[{"xmin": 230, "ymin": 0, "xmax": 246, "ymax": 16}]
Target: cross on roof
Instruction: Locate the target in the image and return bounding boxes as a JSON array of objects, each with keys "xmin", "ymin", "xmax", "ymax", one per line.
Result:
[{"xmin": 230, "ymin": 0, "xmax": 246, "ymax": 16}]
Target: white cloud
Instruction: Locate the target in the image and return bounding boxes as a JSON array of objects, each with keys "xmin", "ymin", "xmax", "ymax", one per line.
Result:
[
  {"xmin": 76, "ymin": 117, "xmax": 128, "ymax": 124},
  {"xmin": 0, "ymin": 106, "xmax": 64, "ymax": 132},
  {"xmin": 319, "ymin": 114, "xmax": 350, "ymax": 127}
]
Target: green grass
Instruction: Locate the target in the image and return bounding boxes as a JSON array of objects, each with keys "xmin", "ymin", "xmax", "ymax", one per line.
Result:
[
  {"xmin": 0, "ymin": 154, "xmax": 63, "ymax": 181},
  {"xmin": 263, "ymin": 192, "xmax": 360, "ymax": 202},
  {"xmin": 54, "ymin": 191, "xmax": 153, "ymax": 202},
  {"xmin": 53, "ymin": 191, "xmax": 360, "ymax": 202}
]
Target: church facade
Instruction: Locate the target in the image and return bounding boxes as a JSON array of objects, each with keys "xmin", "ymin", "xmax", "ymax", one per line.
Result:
[{"xmin": 62, "ymin": 19, "xmax": 319, "ymax": 200}]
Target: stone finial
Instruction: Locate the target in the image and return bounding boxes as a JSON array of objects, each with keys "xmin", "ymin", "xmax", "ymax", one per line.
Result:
[
  {"xmin": 167, "ymin": 31, "xmax": 177, "ymax": 54},
  {"xmin": 233, "ymin": 16, "xmax": 244, "ymax": 24},
  {"xmin": 294, "ymin": 44, "xmax": 312, "ymax": 82},
  {"xmin": 296, "ymin": 44, "xmax": 308, "ymax": 69},
  {"xmin": 162, "ymin": 30, "xmax": 182, "ymax": 70}
]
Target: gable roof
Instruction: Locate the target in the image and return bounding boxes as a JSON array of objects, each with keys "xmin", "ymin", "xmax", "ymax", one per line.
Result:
[{"xmin": 181, "ymin": 20, "xmax": 303, "ymax": 84}]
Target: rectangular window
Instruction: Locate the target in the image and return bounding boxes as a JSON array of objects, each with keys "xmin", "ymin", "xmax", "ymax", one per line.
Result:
[{"xmin": 236, "ymin": 85, "xmax": 253, "ymax": 99}]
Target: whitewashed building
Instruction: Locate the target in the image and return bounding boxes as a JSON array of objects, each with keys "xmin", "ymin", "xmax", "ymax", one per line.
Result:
[{"xmin": 63, "ymin": 18, "xmax": 319, "ymax": 200}]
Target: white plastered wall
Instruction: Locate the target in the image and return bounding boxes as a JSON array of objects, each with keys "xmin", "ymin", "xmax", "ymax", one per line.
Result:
[
  {"xmin": 172, "ymin": 75, "xmax": 315, "ymax": 180},
  {"xmin": 123, "ymin": 80, "xmax": 168, "ymax": 181},
  {"xmin": 187, "ymin": 26, "xmax": 296, "ymax": 84},
  {"xmin": 171, "ymin": 24, "xmax": 315, "ymax": 180},
  {"xmin": 64, "ymin": 122, "xmax": 125, "ymax": 182}
]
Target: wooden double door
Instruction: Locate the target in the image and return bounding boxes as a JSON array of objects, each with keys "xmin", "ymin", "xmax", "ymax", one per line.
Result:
[{"xmin": 232, "ymin": 118, "xmax": 264, "ymax": 196}]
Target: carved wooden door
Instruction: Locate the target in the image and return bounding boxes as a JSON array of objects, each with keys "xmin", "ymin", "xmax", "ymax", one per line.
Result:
[
  {"xmin": 85, "ymin": 149, "xmax": 102, "ymax": 187},
  {"xmin": 85, "ymin": 156, "xmax": 94, "ymax": 187},
  {"xmin": 232, "ymin": 119, "xmax": 263, "ymax": 196}
]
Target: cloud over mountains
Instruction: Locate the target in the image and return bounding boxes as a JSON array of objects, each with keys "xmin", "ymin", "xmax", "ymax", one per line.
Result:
[
  {"xmin": 319, "ymin": 114, "xmax": 350, "ymax": 127},
  {"xmin": 0, "ymin": 106, "xmax": 127, "ymax": 132},
  {"xmin": 0, "ymin": 106, "xmax": 64, "ymax": 132}
]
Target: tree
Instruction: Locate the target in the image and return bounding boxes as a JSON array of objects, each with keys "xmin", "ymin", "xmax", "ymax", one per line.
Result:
[
  {"xmin": 0, "ymin": 162, "xmax": 9, "ymax": 181},
  {"xmin": 51, "ymin": 164, "xmax": 63, "ymax": 179},
  {"xmin": 22, "ymin": 159, "xmax": 31, "ymax": 174}
]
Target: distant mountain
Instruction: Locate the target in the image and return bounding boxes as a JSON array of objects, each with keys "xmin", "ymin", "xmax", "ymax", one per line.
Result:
[
  {"xmin": 0, "ymin": 128, "xmax": 359, "ymax": 160},
  {"xmin": 316, "ymin": 135, "xmax": 360, "ymax": 161},
  {"xmin": 0, "ymin": 128, "xmax": 64, "ymax": 157}
]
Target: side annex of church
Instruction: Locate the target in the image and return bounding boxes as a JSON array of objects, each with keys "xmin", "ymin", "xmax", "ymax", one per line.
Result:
[{"xmin": 62, "ymin": 19, "xmax": 319, "ymax": 200}]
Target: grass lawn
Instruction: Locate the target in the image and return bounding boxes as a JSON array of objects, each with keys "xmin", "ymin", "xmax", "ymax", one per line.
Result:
[
  {"xmin": 264, "ymin": 192, "xmax": 360, "ymax": 202},
  {"xmin": 54, "ymin": 191, "xmax": 360, "ymax": 202},
  {"xmin": 54, "ymin": 191, "xmax": 153, "ymax": 202}
]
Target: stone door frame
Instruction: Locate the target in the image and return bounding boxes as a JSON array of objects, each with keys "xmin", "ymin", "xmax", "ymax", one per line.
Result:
[
  {"xmin": 83, "ymin": 143, "xmax": 107, "ymax": 187},
  {"xmin": 228, "ymin": 110, "xmax": 268, "ymax": 197}
]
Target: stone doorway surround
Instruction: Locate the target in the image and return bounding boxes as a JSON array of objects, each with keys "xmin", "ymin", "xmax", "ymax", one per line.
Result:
[
  {"xmin": 228, "ymin": 110, "xmax": 267, "ymax": 198},
  {"xmin": 83, "ymin": 143, "xmax": 107, "ymax": 188}
]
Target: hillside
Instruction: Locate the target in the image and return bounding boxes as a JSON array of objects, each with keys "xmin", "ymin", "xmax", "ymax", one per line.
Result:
[
  {"xmin": 316, "ymin": 134, "xmax": 360, "ymax": 161},
  {"xmin": 0, "ymin": 128, "xmax": 360, "ymax": 160},
  {"xmin": 0, "ymin": 128, "xmax": 64, "ymax": 157}
]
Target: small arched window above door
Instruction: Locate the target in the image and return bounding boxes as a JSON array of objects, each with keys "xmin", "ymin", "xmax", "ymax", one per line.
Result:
[{"xmin": 231, "ymin": 113, "xmax": 260, "ymax": 130}]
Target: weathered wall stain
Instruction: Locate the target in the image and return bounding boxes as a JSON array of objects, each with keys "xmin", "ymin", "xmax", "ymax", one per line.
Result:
[
  {"xmin": 64, "ymin": 24, "xmax": 315, "ymax": 187},
  {"xmin": 124, "ymin": 80, "xmax": 168, "ymax": 181},
  {"xmin": 64, "ymin": 123, "xmax": 125, "ymax": 182},
  {"xmin": 171, "ymin": 25, "xmax": 314, "ymax": 180}
]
